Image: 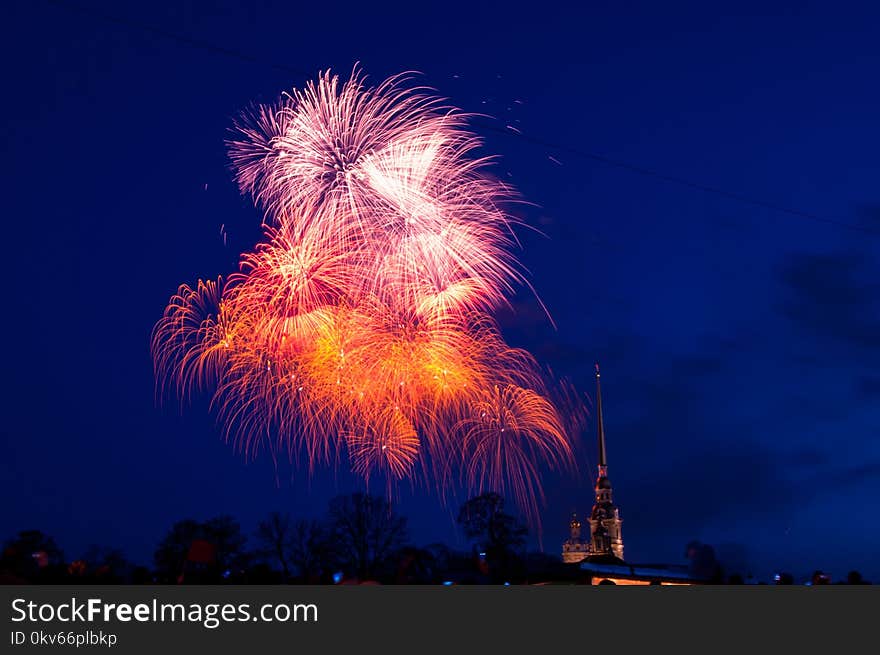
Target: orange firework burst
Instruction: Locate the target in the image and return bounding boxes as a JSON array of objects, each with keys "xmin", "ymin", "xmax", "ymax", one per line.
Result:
[{"xmin": 152, "ymin": 67, "xmax": 576, "ymax": 527}]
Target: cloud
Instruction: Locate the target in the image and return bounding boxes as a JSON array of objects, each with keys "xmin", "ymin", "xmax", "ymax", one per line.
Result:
[
  {"xmin": 823, "ymin": 459, "xmax": 880, "ymax": 488},
  {"xmin": 621, "ymin": 439, "xmax": 798, "ymax": 534},
  {"xmin": 623, "ymin": 437, "xmax": 880, "ymax": 538},
  {"xmin": 777, "ymin": 250, "xmax": 880, "ymax": 352}
]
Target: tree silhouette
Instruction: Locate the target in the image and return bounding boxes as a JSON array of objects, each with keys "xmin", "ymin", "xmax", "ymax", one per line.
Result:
[
  {"xmin": 1, "ymin": 530, "xmax": 64, "ymax": 582},
  {"xmin": 457, "ymin": 493, "xmax": 528, "ymax": 582},
  {"xmin": 79, "ymin": 545, "xmax": 131, "ymax": 582},
  {"xmin": 256, "ymin": 513, "xmax": 333, "ymax": 582},
  {"xmin": 154, "ymin": 519, "xmax": 202, "ymax": 583},
  {"xmin": 847, "ymin": 570, "xmax": 869, "ymax": 585},
  {"xmin": 255, "ymin": 512, "xmax": 294, "ymax": 580},
  {"xmin": 394, "ymin": 545, "xmax": 447, "ymax": 583},
  {"xmin": 203, "ymin": 515, "xmax": 248, "ymax": 572},
  {"xmin": 685, "ymin": 540, "xmax": 723, "ymax": 583},
  {"xmin": 289, "ymin": 519, "xmax": 333, "ymax": 582},
  {"xmin": 154, "ymin": 516, "xmax": 248, "ymax": 583},
  {"xmin": 153, "ymin": 519, "xmax": 202, "ymax": 582},
  {"xmin": 328, "ymin": 493, "xmax": 407, "ymax": 581},
  {"xmin": 458, "ymin": 493, "xmax": 527, "ymax": 552}
]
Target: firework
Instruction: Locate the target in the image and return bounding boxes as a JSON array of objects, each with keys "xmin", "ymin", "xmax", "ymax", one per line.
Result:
[{"xmin": 152, "ymin": 67, "xmax": 576, "ymax": 527}]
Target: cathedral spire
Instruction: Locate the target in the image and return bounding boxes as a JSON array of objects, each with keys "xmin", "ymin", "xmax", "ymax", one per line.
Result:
[
  {"xmin": 588, "ymin": 362, "xmax": 623, "ymax": 561},
  {"xmin": 561, "ymin": 363, "xmax": 624, "ymax": 563},
  {"xmin": 595, "ymin": 362, "xmax": 607, "ymax": 478}
]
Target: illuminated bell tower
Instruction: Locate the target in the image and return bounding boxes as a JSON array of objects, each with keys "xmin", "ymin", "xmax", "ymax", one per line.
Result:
[
  {"xmin": 587, "ymin": 363, "xmax": 624, "ymax": 561},
  {"xmin": 562, "ymin": 512, "xmax": 588, "ymax": 563}
]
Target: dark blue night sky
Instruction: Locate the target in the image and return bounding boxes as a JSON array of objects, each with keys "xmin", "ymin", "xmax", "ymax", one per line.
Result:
[{"xmin": 3, "ymin": 1, "xmax": 879, "ymax": 581}]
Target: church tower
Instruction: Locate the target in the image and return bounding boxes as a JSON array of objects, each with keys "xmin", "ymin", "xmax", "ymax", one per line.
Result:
[
  {"xmin": 561, "ymin": 511, "xmax": 588, "ymax": 563},
  {"xmin": 587, "ymin": 363, "xmax": 624, "ymax": 561}
]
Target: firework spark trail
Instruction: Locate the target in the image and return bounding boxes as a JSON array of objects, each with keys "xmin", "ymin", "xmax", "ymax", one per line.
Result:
[{"xmin": 152, "ymin": 67, "xmax": 577, "ymax": 527}]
